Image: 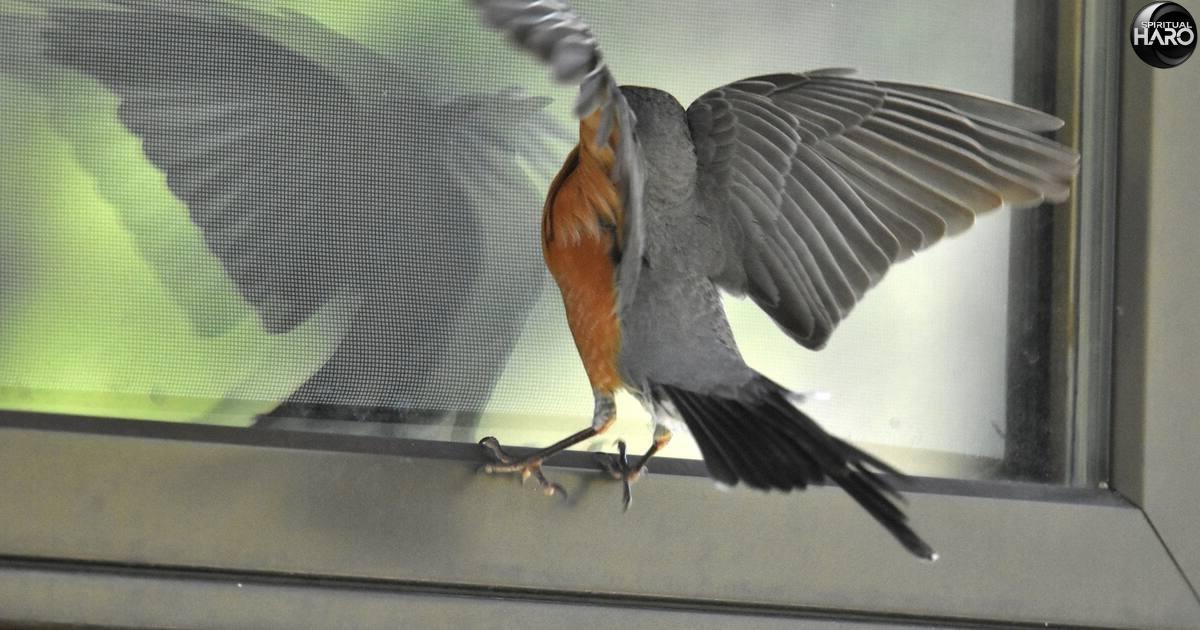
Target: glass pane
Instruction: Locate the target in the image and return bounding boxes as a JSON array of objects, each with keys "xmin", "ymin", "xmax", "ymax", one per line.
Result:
[{"xmin": 0, "ymin": 0, "xmax": 1081, "ymax": 483}]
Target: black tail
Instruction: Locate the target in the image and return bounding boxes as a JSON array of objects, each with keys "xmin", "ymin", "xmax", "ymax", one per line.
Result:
[{"xmin": 657, "ymin": 378, "xmax": 936, "ymax": 561}]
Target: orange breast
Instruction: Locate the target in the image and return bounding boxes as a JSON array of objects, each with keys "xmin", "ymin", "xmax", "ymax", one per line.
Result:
[{"xmin": 542, "ymin": 114, "xmax": 625, "ymax": 392}]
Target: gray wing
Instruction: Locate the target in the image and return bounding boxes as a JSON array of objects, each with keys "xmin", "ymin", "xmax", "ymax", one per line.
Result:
[
  {"xmin": 687, "ymin": 69, "xmax": 1079, "ymax": 349},
  {"xmin": 472, "ymin": 0, "xmax": 646, "ymax": 316}
]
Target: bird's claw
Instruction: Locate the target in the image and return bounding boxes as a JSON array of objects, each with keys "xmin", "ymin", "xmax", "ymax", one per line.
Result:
[
  {"xmin": 593, "ymin": 440, "xmax": 641, "ymax": 511},
  {"xmin": 479, "ymin": 436, "xmax": 568, "ymax": 499}
]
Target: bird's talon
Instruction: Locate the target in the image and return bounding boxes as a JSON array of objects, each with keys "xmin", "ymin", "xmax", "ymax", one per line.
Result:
[
  {"xmin": 594, "ymin": 440, "xmax": 644, "ymax": 509},
  {"xmin": 479, "ymin": 437, "xmax": 565, "ymax": 498},
  {"xmin": 531, "ymin": 467, "xmax": 568, "ymax": 499},
  {"xmin": 594, "ymin": 451, "xmax": 623, "ymax": 477},
  {"xmin": 479, "ymin": 436, "xmax": 516, "ymax": 465}
]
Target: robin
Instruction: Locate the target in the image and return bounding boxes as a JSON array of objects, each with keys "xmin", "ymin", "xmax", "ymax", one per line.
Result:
[{"xmin": 474, "ymin": 0, "xmax": 1078, "ymax": 560}]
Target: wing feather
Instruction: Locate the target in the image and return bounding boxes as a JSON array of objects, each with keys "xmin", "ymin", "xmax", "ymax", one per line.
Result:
[
  {"xmin": 687, "ymin": 70, "xmax": 1079, "ymax": 348},
  {"xmin": 473, "ymin": 0, "xmax": 647, "ymax": 316}
]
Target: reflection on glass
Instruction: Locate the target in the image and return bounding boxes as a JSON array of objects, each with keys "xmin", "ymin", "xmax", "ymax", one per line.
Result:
[{"xmin": 0, "ymin": 0, "xmax": 1072, "ymax": 482}]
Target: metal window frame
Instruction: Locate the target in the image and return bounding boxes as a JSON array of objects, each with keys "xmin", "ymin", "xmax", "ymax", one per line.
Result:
[{"xmin": 1, "ymin": 2, "xmax": 1197, "ymax": 628}]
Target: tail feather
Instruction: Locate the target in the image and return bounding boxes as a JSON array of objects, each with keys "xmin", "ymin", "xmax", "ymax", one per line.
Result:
[
  {"xmin": 691, "ymin": 394, "xmax": 791, "ymax": 489},
  {"xmin": 657, "ymin": 378, "xmax": 936, "ymax": 561},
  {"xmin": 664, "ymin": 390, "xmax": 739, "ymax": 485}
]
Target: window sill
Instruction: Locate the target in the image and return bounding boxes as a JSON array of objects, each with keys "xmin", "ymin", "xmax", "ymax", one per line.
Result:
[{"xmin": 0, "ymin": 414, "xmax": 1195, "ymax": 628}]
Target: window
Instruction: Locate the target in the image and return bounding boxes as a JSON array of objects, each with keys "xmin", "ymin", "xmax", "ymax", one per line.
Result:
[
  {"xmin": 3, "ymin": 0, "xmax": 1082, "ymax": 482},
  {"xmin": 1, "ymin": 1, "xmax": 1196, "ymax": 627}
]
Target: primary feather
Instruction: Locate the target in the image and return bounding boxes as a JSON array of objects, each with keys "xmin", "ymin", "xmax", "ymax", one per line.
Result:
[
  {"xmin": 471, "ymin": 0, "xmax": 647, "ymax": 317},
  {"xmin": 687, "ymin": 72, "xmax": 1079, "ymax": 348}
]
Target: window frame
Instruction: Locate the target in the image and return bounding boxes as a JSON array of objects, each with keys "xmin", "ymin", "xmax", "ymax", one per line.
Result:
[{"xmin": 1, "ymin": 1, "xmax": 1197, "ymax": 627}]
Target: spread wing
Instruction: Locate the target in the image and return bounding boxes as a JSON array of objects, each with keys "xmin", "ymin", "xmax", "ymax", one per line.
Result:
[
  {"xmin": 687, "ymin": 70, "xmax": 1079, "ymax": 349},
  {"xmin": 472, "ymin": 0, "xmax": 646, "ymax": 315}
]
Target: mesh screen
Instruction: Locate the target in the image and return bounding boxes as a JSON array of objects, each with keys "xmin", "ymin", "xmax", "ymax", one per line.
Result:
[{"xmin": 1, "ymin": 0, "xmax": 1046, "ymax": 479}]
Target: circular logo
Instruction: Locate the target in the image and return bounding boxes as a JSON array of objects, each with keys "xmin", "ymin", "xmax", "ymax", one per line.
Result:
[{"xmin": 1131, "ymin": 2, "xmax": 1196, "ymax": 68}]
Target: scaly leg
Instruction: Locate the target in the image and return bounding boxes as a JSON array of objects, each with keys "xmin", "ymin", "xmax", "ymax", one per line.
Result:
[
  {"xmin": 480, "ymin": 390, "xmax": 616, "ymax": 498},
  {"xmin": 596, "ymin": 424, "xmax": 672, "ymax": 510}
]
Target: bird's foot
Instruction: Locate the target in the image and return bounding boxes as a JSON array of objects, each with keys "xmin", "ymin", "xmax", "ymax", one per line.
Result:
[
  {"xmin": 479, "ymin": 436, "xmax": 568, "ymax": 499},
  {"xmin": 594, "ymin": 440, "xmax": 643, "ymax": 511}
]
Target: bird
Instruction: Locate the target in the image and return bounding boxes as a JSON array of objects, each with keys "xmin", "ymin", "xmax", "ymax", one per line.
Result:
[
  {"xmin": 12, "ymin": 0, "xmax": 563, "ymax": 429},
  {"xmin": 472, "ymin": 0, "xmax": 1079, "ymax": 560}
]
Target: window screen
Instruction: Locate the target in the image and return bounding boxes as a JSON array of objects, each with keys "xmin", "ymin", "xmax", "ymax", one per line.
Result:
[{"xmin": 0, "ymin": 0, "xmax": 1077, "ymax": 483}]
